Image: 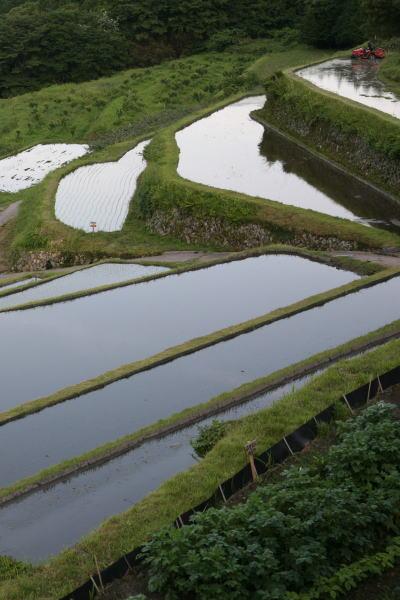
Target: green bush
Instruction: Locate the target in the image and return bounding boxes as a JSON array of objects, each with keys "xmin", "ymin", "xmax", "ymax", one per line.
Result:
[
  {"xmin": 143, "ymin": 403, "xmax": 400, "ymax": 600},
  {"xmin": 191, "ymin": 420, "xmax": 228, "ymax": 458}
]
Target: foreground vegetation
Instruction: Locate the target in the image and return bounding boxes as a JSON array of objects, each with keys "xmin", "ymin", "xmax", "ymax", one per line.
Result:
[
  {"xmin": 1, "ymin": 339, "xmax": 399, "ymax": 599},
  {"xmin": 143, "ymin": 402, "xmax": 400, "ymax": 599}
]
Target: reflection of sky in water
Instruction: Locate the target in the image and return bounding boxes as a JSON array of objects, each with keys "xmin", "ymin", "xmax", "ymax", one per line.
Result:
[
  {"xmin": 0, "ymin": 254, "xmax": 356, "ymax": 409},
  {"xmin": 176, "ymin": 97, "xmax": 391, "ymax": 224},
  {"xmin": 298, "ymin": 59, "xmax": 400, "ymax": 119}
]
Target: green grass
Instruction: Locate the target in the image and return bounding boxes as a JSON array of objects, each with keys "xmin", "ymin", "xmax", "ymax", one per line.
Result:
[
  {"xmin": 1, "ymin": 265, "xmax": 396, "ymax": 428},
  {"xmin": 0, "ymin": 40, "xmax": 272, "ymax": 160},
  {"xmin": 379, "ymin": 51, "xmax": 400, "ymax": 96},
  {"xmin": 1, "ymin": 339, "xmax": 399, "ymax": 600}
]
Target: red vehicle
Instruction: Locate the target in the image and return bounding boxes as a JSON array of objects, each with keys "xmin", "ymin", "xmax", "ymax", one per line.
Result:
[{"xmin": 351, "ymin": 47, "xmax": 386, "ymax": 60}]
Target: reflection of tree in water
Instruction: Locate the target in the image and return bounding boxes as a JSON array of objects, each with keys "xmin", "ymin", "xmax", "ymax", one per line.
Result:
[
  {"xmin": 258, "ymin": 127, "xmax": 400, "ymax": 230},
  {"xmin": 308, "ymin": 59, "xmax": 386, "ymax": 97}
]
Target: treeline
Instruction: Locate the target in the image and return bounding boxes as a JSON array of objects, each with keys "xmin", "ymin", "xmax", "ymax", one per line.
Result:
[
  {"xmin": 0, "ymin": 0, "xmax": 399, "ymax": 98},
  {"xmin": 302, "ymin": 0, "xmax": 400, "ymax": 48}
]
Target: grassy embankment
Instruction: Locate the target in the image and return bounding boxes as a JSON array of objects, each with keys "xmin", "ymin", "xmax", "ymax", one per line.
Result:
[
  {"xmin": 0, "ymin": 41, "xmax": 330, "ymax": 262},
  {"xmin": 379, "ymin": 50, "xmax": 400, "ymax": 97},
  {"xmin": 1, "ymin": 264, "xmax": 398, "ymax": 428},
  {"xmin": 258, "ymin": 60, "xmax": 400, "ymax": 203},
  {"xmin": 1, "ymin": 339, "xmax": 400, "ymax": 600}
]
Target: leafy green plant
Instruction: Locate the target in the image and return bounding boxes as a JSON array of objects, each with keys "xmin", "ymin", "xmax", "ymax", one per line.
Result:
[
  {"xmin": 143, "ymin": 404, "xmax": 400, "ymax": 600},
  {"xmin": 191, "ymin": 420, "xmax": 227, "ymax": 458}
]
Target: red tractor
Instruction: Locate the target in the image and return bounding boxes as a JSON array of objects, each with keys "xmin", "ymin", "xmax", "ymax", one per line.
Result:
[{"xmin": 352, "ymin": 46, "xmax": 386, "ymax": 60}]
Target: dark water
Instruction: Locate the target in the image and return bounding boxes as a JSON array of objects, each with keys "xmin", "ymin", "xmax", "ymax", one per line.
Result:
[
  {"xmin": 0, "ymin": 275, "xmax": 399, "ymax": 492},
  {"xmin": 0, "ymin": 374, "xmax": 318, "ymax": 562},
  {"xmin": 0, "ymin": 263, "xmax": 169, "ymax": 311},
  {"xmin": 176, "ymin": 96, "xmax": 400, "ymax": 227},
  {"xmin": 0, "ymin": 255, "xmax": 356, "ymax": 410},
  {"xmin": 260, "ymin": 128, "xmax": 400, "ymax": 231},
  {"xmin": 297, "ymin": 58, "xmax": 400, "ymax": 119}
]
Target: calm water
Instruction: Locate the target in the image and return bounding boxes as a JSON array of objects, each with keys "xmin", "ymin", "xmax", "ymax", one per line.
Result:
[
  {"xmin": 0, "ymin": 255, "xmax": 356, "ymax": 409},
  {"xmin": 1, "ymin": 275, "xmax": 399, "ymax": 491},
  {"xmin": 176, "ymin": 96, "xmax": 399, "ymax": 227},
  {"xmin": 0, "ymin": 263, "xmax": 169, "ymax": 310},
  {"xmin": 0, "ymin": 374, "xmax": 319, "ymax": 562},
  {"xmin": 297, "ymin": 58, "xmax": 400, "ymax": 119}
]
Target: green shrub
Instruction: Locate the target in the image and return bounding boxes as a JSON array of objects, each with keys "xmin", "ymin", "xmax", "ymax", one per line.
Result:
[
  {"xmin": 191, "ymin": 420, "xmax": 228, "ymax": 458},
  {"xmin": 143, "ymin": 403, "xmax": 400, "ymax": 600}
]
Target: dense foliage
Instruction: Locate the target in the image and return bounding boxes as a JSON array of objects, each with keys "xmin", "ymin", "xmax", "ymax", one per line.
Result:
[
  {"xmin": 301, "ymin": 0, "xmax": 400, "ymax": 47},
  {"xmin": 0, "ymin": 0, "xmax": 305, "ymax": 97},
  {"xmin": 143, "ymin": 403, "xmax": 400, "ymax": 599},
  {"xmin": 0, "ymin": 0, "xmax": 399, "ymax": 95}
]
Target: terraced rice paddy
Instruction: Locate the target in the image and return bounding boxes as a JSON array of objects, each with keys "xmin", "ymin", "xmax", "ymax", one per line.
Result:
[
  {"xmin": 0, "ymin": 262, "xmax": 169, "ymax": 310},
  {"xmin": 55, "ymin": 140, "xmax": 150, "ymax": 232},
  {"xmin": 1, "ymin": 275, "xmax": 400, "ymax": 493},
  {"xmin": 176, "ymin": 97, "xmax": 399, "ymax": 226},
  {"xmin": 0, "ymin": 376, "xmax": 315, "ymax": 562},
  {"xmin": 297, "ymin": 58, "xmax": 400, "ymax": 119},
  {"xmin": 0, "ymin": 144, "xmax": 89, "ymax": 193},
  {"xmin": 0, "ymin": 254, "xmax": 357, "ymax": 409}
]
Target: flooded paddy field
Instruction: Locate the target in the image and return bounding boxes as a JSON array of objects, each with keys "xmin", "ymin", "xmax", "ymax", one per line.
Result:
[
  {"xmin": 1, "ymin": 275, "xmax": 400, "ymax": 489},
  {"xmin": 176, "ymin": 97, "xmax": 400, "ymax": 227},
  {"xmin": 55, "ymin": 140, "xmax": 150, "ymax": 232},
  {"xmin": 0, "ymin": 262, "xmax": 169, "ymax": 311},
  {"xmin": 297, "ymin": 58, "xmax": 400, "ymax": 119},
  {"xmin": 0, "ymin": 254, "xmax": 356, "ymax": 409},
  {"xmin": 0, "ymin": 374, "xmax": 320, "ymax": 562},
  {"xmin": 0, "ymin": 144, "xmax": 89, "ymax": 193}
]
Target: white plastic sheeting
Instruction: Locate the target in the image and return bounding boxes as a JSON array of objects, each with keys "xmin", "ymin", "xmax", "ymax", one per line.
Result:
[{"xmin": 0, "ymin": 144, "xmax": 89, "ymax": 192}]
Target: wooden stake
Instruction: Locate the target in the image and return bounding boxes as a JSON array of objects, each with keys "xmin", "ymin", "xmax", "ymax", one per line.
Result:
[{"xmin": 245, "ymin": 439, "xmax": 258, "ymax": 482}]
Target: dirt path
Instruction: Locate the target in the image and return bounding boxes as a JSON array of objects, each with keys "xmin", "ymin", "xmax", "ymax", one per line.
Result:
[
  {"xmin": 332, "ymin": 250, "xmax": 400, "ymax": 269},
  {"xmin": 0, "ymin": 201, "xmax": 21, "ymax": 273},
  {"xmin": 139, "ymin": 250, "xmax": 235, "ymax": 264},
  {"xmin": 0, "ymin": 201, "xmax": 21, "ymax": 226}
]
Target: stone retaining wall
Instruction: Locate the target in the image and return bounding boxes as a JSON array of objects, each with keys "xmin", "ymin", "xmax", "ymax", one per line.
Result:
[{"xmin": 147, "ymin": 208, "xmax": 357, "ymax": 251}]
